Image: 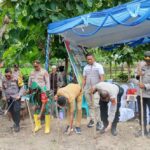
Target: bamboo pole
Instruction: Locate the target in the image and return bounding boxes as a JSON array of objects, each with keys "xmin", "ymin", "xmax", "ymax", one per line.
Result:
[
  {"xmin": 25, "ymin": 99, "xmax": 35, "ymax": 135},
  {"xmin": 90, "ymin": 80, "xmax": 97, "ymax": 139},
  {"xmin": 138, "ymin": 62, "xmax": 144, "ymax": 137},
  {"xmin": 139, "ymin": 75, "xmax": 144, "ymax": 137}
]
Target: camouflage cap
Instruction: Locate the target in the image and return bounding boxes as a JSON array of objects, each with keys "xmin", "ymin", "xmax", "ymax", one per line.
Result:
[{"xmin": 30, "ymin": 82, "xmax": 39, "ymax": 90}]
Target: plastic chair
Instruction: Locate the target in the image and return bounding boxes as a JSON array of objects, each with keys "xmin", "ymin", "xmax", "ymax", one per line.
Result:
[{"xmin": 82, "ymin": 95, "xmax": 89, "ymax": 117}]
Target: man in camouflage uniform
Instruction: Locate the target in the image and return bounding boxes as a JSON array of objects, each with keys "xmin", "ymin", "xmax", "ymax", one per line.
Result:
[
  {"xmin": 28, "ymin": 60, "xmax": 50, "ymax": 133},
  {"xmin": 135, "ymin": 51, "xmax": 150, "ymax": 137},
  {"xmin": 2, "ymin": 68, "xmax": 24, "ymax": 132}
]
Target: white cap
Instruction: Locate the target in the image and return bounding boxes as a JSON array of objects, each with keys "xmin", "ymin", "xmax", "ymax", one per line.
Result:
[{"xmin": 52, "ymin": 65, "xmax": 57, "ymax": 69}]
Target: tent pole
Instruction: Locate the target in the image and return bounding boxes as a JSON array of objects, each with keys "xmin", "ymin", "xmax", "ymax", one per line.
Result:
[{"xmin": 45, "ymin": 34, "xmax": 50, "ymax": 71}]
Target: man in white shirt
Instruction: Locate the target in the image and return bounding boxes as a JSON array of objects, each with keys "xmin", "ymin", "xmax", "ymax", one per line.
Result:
[
  {"xmin": 91, "ymin": 82, "xmax": 124, "ymax": 136},
  {"xmin": 82, "ymin": 53, "xmax": 104, "ymax": 130}
]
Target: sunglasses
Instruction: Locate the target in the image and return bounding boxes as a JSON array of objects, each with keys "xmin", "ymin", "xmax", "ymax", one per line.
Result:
[
  {"xmin": 5, "ymin": 75, "xmax": 11, "ymax": 78},
  {"xmin": 57, "ymin": 103, "xmax": 67, "ymax": 109},
  {"xmin": 34, "ymin": 65, "xmax": 39, "ymax": 68}
]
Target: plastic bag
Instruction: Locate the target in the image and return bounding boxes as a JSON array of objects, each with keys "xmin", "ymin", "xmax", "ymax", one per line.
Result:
[{"xmin": 119, "ymin": 107, "xmax": 134, "ymax": 122}]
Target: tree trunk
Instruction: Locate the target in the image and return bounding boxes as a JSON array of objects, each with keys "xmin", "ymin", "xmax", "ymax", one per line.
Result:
[
  {"xmin": 64, "ymin": 57, "xmax": 68, "ymax": 84},
  {"xmin": 109, "ymin": 62, "xmax": 112, "ymax": 79},
  {"xmin": 115, "ymin": 61, "xmax": 117, "ymax": 80},
  {"xmin": 127, "ymin": 63, "xmax": 131, "ymax": 80},
  {"xmin": 121, "ymin": 63, "xmax": 124, "ymax": 74}
]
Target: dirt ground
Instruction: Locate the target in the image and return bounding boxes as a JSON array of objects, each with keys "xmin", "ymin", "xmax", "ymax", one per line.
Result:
[{"xmin": 0, "ymin": 115, "xmax": 150, "ymax": 150}]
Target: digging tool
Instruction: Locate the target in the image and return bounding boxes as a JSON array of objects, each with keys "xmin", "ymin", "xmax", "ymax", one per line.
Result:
[
  {"xmin": 138, "ymin": 63, "xmax": 144, "ymax": 137},
  {"xmin": 139, "ymin": 75, "xmax": 144, "ymax": 137},
  {"xmin": 24, "ymin": 97, "xmax": 35, "ymax": 135},
  {"xmin": 4, "ymin": 99, "xmax": 15, "ymax": 115},
  {"xmin": 90, "ymin": 80, "xmax": 97, "ymax": 139}
]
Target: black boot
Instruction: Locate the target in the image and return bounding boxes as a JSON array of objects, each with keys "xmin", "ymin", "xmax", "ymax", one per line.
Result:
[
  {"xmin": 111, "ymin": 125, "xmax": 118, "ymax": 136},
  {"xmin": 14, "ymin": 126, "xmax": 20, "ymax": 132},
  {"xmin": 96, "ymin": 122, "xmax": 103, "ymax": 131},
  {"xmin": 147, "ymin": 129, "xmax": 150, "ymax": 138},
  {"xmin": 87, "ymin": 120, "xmax": 94, "ymax": 128},
  {"xmin": 100, "ymin": 122, "xmax": 107, "ymax": 134}
]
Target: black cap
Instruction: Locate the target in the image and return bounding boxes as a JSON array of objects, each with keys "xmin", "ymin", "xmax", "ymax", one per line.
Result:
[{"xmin": 57, "ymin": 96, "xmax": 67, "ymax": 107}]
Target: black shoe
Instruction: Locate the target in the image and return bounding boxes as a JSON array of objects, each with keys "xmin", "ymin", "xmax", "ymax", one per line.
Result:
[
  {"xmin": 135, "ymin": 129, "xmax": 148, "ymax": 137},
  {"xmin": 96, "ymin": 122, "xmax": 103, "ymax": 131},
  {"xmin": 0, "ymin": 108, "xmax": 4, "ymax": 115},
  {"xmin": 64, "ymin": 125, "xmax": 70, "ymax": 133},
  {"xmin": 10, "ymin": 124, "xmax": 17, "ymax": 129},
  {"xmin": 146, "ymin": 131, "xmax": 150, "ymax": 138},
  {"xmin": 100, "ymin": 127, "xmax": 105, "ymax": 134},
  {"xmin": 0, "ymin": 111, "xmax": 4, "ymax": 115},
  {"xmin": 87, "ymin": 120, "xmax": 94, "ymax": 128},
  {"xmin": 75, "ymin": 127, "xmax": 81, "ymax": 134},
  {"xmin": 111, "ymin": 127, "xmax": 118, "ymax": 136},
  {"xmin": 64, "ymin": 125, "xmax": 73, "ymax": 134},
  {"xmin": 14, "ymin": 126, "xmax": 20, "ymax": 132}
]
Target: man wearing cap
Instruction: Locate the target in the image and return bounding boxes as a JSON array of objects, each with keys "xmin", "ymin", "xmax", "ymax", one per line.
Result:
[
  {"xmin": 49, "ymin": 65, "xmax": 64, "ymax": 95},
  {"xmin": 28, "ymin": 60, "xmax": 50, "ymax": 90},
  {"xmin": 91, "ymin": 82, "xmax": 124, "ymax": 136},
  {"xmin": 28, "ymin": 60, "xmax": 50, "ymax": 133},
  {"xmin": 134, "ymin": 51, "xmax": 150, "ymax": 137},
  {"xmin": 54, "ymin": 83, "xmax": 82, "ymax": 134},
  {"xmin": 2, "ymin": 68, "xmax": 24, "ymax": 132},
  {"xmin": 12, "ymin": 64, "xmax": 22, "ymax": 79},
  {"xmin": 12, "ymin": 64, "xmax": 24, "ymax": 95}
]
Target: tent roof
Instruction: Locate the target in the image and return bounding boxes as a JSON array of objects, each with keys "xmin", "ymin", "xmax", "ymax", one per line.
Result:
[{"xmin": 47, "ymin": 0, "xmax": 150, "ymax": 48}]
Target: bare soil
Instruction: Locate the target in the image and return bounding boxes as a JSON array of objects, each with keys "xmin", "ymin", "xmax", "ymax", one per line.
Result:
[{"xmin": 0, "ymin": 115, "xmax": 149, "ymax": 150}]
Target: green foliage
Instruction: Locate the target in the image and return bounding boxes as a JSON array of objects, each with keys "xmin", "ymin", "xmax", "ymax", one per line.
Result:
[
  {"xmin": 117, "ymin": 72, "xmax": 128, "ymax": 82},
  {"xmin": 0, "ymin": 0, "xmax": 135, "ymax": 66}
]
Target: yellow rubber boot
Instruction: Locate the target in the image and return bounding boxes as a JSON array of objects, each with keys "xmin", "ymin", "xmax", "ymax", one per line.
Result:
[
  {"xmin": 45, "ymin": 115, "xmax": 50, "ymax": 134},
  {"xmin": 34, "ymin": 114, "xmax": 42, "ymax": 132}
]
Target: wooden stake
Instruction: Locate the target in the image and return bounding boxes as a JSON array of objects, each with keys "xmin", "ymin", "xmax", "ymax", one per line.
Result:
[
  {"xmin": 90, "ymin": 80, "xmax": 97, "ymax": 139},
  {"xmin": 138, "ymin": 62, "xmax": 144, "ymax": 137},
  {"xmin": 25, "ymin": 99, "xmax": 35, "ymax": 135},
  {"xmin": 139, "ymin": 76, "xmax": 144, "ymax": 137}
]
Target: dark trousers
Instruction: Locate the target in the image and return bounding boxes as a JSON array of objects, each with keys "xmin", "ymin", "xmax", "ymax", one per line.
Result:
[
  {"xmin": 137, "ymin": 96, "xmax": 150, "ymax": 130},
  {"xmin": 8, "ymin": 98, "xmax": 21, "ymax": 127},
  {"xmin": 100, "ymin": 86, "xmax": 124, "ymax": 129}
]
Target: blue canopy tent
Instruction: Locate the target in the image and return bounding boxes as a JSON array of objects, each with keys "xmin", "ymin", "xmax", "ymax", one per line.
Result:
[{"xmin": 46, "ymin": 0, "xmax": 150, "ymax": 74}]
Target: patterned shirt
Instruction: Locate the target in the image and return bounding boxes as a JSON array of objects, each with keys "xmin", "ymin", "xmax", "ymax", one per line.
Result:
[
  {"xmin": 28, "ymin": 68, "xmax": 50, "ymax": 91},
  {"xmin": 138, "ymin": 64, "xmax": 150, "ymax": 98},
  {"xmin": 2, "ymin": 77, "xmax": 24, "ymax": 99}
]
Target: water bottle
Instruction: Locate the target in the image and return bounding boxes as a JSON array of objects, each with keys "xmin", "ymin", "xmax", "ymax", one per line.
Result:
[{"xmin": 59, "ymin": 109, "xmax": 64, "ymax": 120}]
